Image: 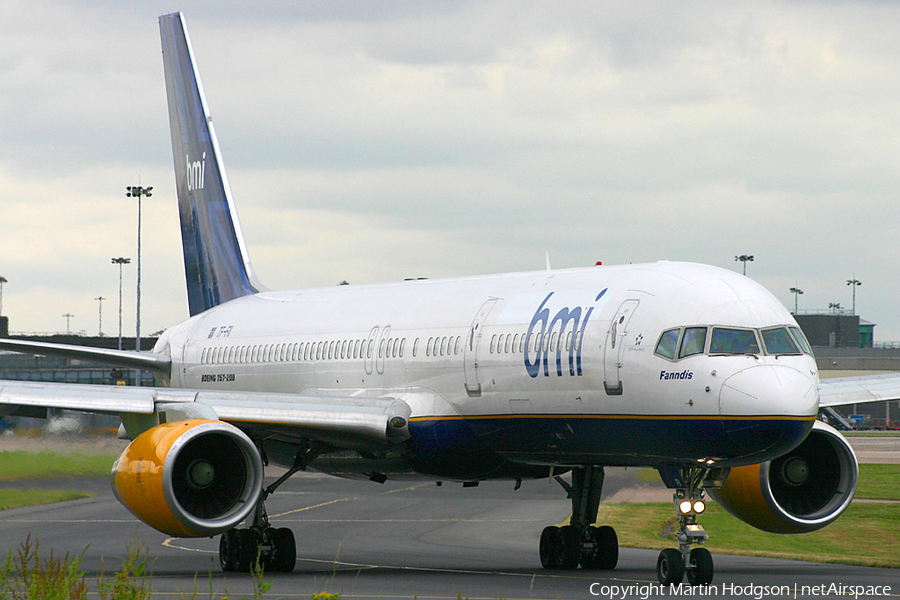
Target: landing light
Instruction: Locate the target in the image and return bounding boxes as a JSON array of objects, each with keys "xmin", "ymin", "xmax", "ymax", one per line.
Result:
[{"xmin": 678, "ymin": 499, "xmax": 706, "ymax": 515}]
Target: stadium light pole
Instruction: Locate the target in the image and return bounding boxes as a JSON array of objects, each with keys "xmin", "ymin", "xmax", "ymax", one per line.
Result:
[
  {"xmin": 735, "ymin": 254, "xmax": 754, "ymax": 276},
  {"xmin": 126, "ymin": 185, "xmax": 152, "ymax": 355},
  {"xmin": 112, "ymin": 257, "xmax": 131, "ymax": 350},
  {"xmin": 62, "ymin": 313, "xmax": 74, "ymax": 335},
  {"xmin": 95, "ymin": 296, "xmax": 106, "ymax": 337},
  {"xmin": 847, "ymin": 278, "xmax": 861, "ymax": 315},
  {"xmin": 789, "ymin": 287, "xmax": 804, "ymax": 314},
  {"xmin": 127, "ymin": 184, "xmax": 151, "ymax": 387}
]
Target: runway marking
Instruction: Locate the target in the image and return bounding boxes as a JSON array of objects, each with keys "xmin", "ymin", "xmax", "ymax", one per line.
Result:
[
  {"xmin": 162, "ymin": 497, "xmax": 354, "ymax": 554},
  {"xmin": 270, "ymin": 497, "xmax": 349, "ymax": 518},
  {"xmin": 1, "ymin": 519, "xmax": 135, "ymax": 523},
  {"xmin": 293, "ymin": 555, "xmax": 654, "ymax": 585},
  {"xmin": 162, "ymin": 538, "xmax": 213, "ymax": 554},
  {"xmin": 272, "ymin": 518, "xmax": 546, "ymax": 523}
]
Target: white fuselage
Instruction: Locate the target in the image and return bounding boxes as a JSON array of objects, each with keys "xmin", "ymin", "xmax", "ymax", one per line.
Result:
[{"xmin": 155, "ymin": 261, "xmax": 819, "ymax": 477}]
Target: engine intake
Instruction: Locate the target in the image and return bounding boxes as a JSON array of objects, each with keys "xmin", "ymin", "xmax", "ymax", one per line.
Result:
[
  {"xmin": 708, "ymin": 420, "xmax": 858, "ymax": 534},
  {"xmin": 112, "ymin": 419, "xmax": 264, "ymax": 537}
]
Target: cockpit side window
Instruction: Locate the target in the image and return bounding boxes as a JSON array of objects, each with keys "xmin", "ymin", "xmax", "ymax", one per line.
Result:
[
  {"xmin": 679, "ymin": 327, "xmax": 707, "ymax": 358},
  {"xmin": 709, "ymin": 328, "xmax": 760, "ymax": 355},
  {"xmin": 655, "ymin": 328, "xmax": 680, "ymax": 360},
  {"xmin": 789, "ymin": 326, "xmax": 814, "ymax": 356},
  {"xmin": 761, "ymin": 327, "xmax": 801, "ymax": 355}
]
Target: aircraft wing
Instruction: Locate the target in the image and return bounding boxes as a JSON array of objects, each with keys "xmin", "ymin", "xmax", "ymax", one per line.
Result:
[
  {"xmin": 0, "ymin": 338, "xmax": 171, "ymax": 373},
  {"xmin": 0, "ymin": 380, "xmax": 410, "ymax": 448},
  {"xmin": 818, "ymin": 373, "xmax": 900, "ymax": 407}
]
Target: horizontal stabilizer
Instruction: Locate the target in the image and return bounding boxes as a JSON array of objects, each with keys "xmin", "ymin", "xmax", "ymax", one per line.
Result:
[{"xmin": 0, "ymin": 338, "xmax": 171, "ymax": 373}]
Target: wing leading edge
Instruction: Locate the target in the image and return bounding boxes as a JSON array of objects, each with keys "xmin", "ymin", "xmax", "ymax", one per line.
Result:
[
  {"xmin": 819, "ymin": 373, "xmax": 900, "ymax": 407},
  {"xmin": 0, "ymin": 379, "xmax": 410, "ymax": 449}
]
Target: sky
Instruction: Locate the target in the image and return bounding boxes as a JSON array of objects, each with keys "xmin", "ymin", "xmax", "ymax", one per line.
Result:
[{"xmin": 1, "ymin": 0, "xmax": 898, "ymax": 341}]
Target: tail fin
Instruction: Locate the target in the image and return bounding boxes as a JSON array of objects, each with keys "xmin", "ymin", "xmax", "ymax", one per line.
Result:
[{"xmin": 159, "ymin": 12, "xmax": 264, "ymax": 317}]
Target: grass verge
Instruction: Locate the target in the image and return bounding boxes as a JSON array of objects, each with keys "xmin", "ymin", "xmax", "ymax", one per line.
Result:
[
  {"xmin": 856, "ymin": 464, "xmax": 900, "ymax": 500},
  {"xmin": 598, "ymin": 501, "xmax": 900, "ymax": 568},
  {"xmin": 0, "ymin": 489, "xmax": 92, "ymax": 510},
  {"xmin": 0, "ymin": 450, "xmax": 119, "ymax": 481}
]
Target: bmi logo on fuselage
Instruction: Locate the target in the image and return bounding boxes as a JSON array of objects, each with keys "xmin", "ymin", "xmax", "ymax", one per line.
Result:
[{"xmin": 525, "ymin": 289, "xmax": 608, "ymax": 378}]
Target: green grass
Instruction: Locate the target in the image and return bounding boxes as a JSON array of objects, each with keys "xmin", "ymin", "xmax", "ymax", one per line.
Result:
[
  {"xmin": 599, "ymin": 501, "xmax": 900, "ymax": 568},
  {"xmin": 0, "ymin": 489, "xmax": 92, "ymax": 510},
  {"xmin": 0, "ymin": 450, "xmax": 118, "ymax": 481},
  {"xmin": 856, "ymin": 464, "xmax": 900, "ymax": 500}
]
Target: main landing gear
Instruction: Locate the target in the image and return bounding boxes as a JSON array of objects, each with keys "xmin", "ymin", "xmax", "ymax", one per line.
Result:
[
  {"xmin": 540, "ymin": 466, "xmax": 618, "ymax": 570},
  {"xmin": 655, "ymin": 466, "xmax": 723, "ymax": 586},
  {"xmin": 219, "ymin": 443, "xmax": 323, "ymax": 573}
]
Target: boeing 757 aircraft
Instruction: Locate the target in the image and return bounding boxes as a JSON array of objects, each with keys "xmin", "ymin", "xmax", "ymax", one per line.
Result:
[{"xmin": 0, "ymin": 12, "xmax": 895, "ymax": 586}]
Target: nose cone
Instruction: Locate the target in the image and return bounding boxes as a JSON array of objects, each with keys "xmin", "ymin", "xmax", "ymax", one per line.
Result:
[{"xmin": 718, "ymin": 364, "xmax": 818, "ymax": 463}]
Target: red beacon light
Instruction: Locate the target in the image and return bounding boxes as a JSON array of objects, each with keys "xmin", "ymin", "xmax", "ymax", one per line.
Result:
[{"xmin": 595, "ymin": 261, "xmax": 602, "ymax": 266}]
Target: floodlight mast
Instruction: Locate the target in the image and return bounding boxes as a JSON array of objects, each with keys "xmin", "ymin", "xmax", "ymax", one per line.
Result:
[
  {"xmin": 735, "ymin": 254, "xmax": 754, "ymax": 276},
  {"xmin": 112, "ymin": 257, "xmax": 131, "ymax": 350},
  {"xmin": 126, "ymin": 185, "xmax": 152, "ymax": 385}
]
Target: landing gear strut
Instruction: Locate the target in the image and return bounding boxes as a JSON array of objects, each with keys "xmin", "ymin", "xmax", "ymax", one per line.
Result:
[
  {"xmin": 219, "ymin": 441, "xmax": 323, "ymax": 573},
  {"xmin": 539, "ymin": 466, "xmax": 618, "ymax": 570},
  {"xmin": 656, "ymin": 466, "xmax": 720, "ymax": 586}
]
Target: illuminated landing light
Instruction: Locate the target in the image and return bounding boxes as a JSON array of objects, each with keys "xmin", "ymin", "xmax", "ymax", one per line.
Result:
[
  {"xmin": 679, "ymin": 500, "xmax": 693, "ymax": 515},
  {"xmin": 693, "ymin": 500, "xmax": 706, "ymax": 514}
]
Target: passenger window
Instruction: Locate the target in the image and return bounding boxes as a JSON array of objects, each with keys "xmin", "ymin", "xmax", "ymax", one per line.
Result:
[
  {"xmin": 710, "ymin": 328, "xmax": 760, "ymax": 354},
  {"xmin": 655, "ymin": 329, "xmax": 680, "ymax": 360},
  {"xmin": 679, "ymin": 327, "xmax": 707, "ymax": 358},
  {"xmin": 789, "ymin": 327, "xmax": 814, "ymax": 356},
  {"xmin": 762, "ymin": 327, "xmax": 801, "ymax": 355}
]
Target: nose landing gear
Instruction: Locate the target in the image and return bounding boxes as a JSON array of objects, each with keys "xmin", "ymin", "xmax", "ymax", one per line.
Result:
[
  {"xmin": 655, "ymin": 466, "xmax": 724, "ymax": 586},
  {"xmin": 539, "ymin": 466, "xmax": 619, "ymax": 571}
]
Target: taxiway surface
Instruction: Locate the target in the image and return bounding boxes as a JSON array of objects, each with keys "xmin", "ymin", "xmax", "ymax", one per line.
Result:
[{"xmin": 1, "ymin": 452, "xmax": 897, "ymax": 600}]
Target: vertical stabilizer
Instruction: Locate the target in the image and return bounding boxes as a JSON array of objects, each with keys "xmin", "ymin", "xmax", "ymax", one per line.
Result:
[{"xmin": 159, "ymin": 12, "xmax": 264, "ymax": 316}]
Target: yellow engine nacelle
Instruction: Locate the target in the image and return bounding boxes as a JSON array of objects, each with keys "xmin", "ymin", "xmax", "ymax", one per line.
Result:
[
  {"xmin": 708, "ymin": 420, "xmax": 858, "ymax": 534},
  {"xmin": 111, "ymin": 419, "xmax": 264, "ymax": 537}
]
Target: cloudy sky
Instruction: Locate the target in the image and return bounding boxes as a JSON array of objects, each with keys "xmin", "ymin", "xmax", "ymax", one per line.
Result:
[{"xmin": 1, "ymin": 1, "xmax": 898, "ymax": 341}]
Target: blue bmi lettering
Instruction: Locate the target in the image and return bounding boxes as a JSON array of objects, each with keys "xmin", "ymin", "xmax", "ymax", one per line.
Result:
[{"xmin": 524, "ymin": 289, "xmax": 607, "ymax": 378}]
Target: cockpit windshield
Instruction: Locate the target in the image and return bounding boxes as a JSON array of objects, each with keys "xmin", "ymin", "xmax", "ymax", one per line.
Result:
[
  {"xmin": 761, "ymin": 327, "xmax": 801, "ymax": 355},
  {"xmin": 709, "ymin": 328, "xmax": 760, "ymax": 355},
  {"xmin": 654, "ymin": 324, "xmax": 813, "ymax": 361}
]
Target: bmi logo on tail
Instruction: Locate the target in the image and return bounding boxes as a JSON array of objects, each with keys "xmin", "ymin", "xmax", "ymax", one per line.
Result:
[{"xmin": 186, "ymin": 152, "xmax": 207, "ymax": 191}]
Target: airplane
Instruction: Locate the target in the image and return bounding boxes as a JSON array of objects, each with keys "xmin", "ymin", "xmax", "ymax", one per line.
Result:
[{"xmin": 0, "ymin": 11, "xmax": 896, "ymax": 586}]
